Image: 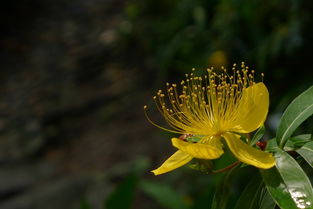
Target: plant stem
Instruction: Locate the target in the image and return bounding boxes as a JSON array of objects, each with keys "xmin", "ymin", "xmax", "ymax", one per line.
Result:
[{"xmin": 209, "ymin": 161, "xmax": 240, "ymax": 174}]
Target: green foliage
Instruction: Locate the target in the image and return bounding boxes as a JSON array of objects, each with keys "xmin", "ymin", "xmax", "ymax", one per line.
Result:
[
  {"xmin": 262, "ymin": 86, "xmax": 313, "ymax": 209},
  {"xmin": 105, "ymin": 175, "xmax": 137, "ymax": 209},
  {"xmin": 297, "ymin": 141, "xmax": 313, "ymax": 168},
  {"xmin": 260, "ymin": 166, "xmax": 298, "ymax": 209},
  {"xmin": 258, "ymin": 189, "xmax": 276, "ymax": 209},
  {"xmin": 263, "ymin": 148, "xmax": 313, "ymax": 209},
  {"xmin": 276, "ymin": 85, "xmax": 313, "ymax": 147},
  {"xmin": 234, "ymin": 173, "xmax": 263, "ymax": 209},
  {"xmin": 119, "ymin": 0, "xmax": 313, "ymax": 96},
  {"xmin": 191, "ymin": 188, "xmax": 214, "ymax": 209},
  {"xmin": 250, "ymin": 125, "xmax": 266, "ymax": 146},
  {"xmin": 140, "ymin": 180, "xmax": 189, "ymax": 209},
  {"xmin": 284, "ymin": 134, "xmax": 312, "ymax": 151},
  {"xmin": 211, "ymin": 166, "xmax": 239, "ymax": 209}
]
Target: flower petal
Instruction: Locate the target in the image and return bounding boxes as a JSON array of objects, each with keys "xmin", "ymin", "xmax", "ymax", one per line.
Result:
[
  {"xmin": 151, "ymin": 150, "xmax": 193, "ymax": 175},
  {"xmin": 223, "ymin": 132, "xmax": 275, "ymax": 169},
  {"xmin": 229, "ymin": 82, "xmax": 269, "ymax": 133},
  {"xmin": 171, "ymin": 137, "xmax": 224, "ymax": 159}
]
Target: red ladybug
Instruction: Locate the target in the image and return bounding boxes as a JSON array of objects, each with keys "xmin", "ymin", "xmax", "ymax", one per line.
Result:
[{"xmin": 256, "ymin": 141, "xmax": 267, "ymax": 150}]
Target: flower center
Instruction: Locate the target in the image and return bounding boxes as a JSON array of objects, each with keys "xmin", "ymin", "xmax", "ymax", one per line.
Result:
[{"xmin": 144, "ymin": 62, "xmax": 261, "ymax": 135}]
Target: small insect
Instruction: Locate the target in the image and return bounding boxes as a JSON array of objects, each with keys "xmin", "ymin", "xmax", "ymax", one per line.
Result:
[{"xmin": 256, "ymin": 141, "xmax": 267, "ymax": 150}]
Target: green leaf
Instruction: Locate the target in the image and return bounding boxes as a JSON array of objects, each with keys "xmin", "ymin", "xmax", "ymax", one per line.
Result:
[
  {"xmin": 296, "ymin": 141, "xmax": 313, "ymax": 168},
  {"xmin": 284, "ymin": 134, "xmax": 312, "ymax": 151},
  {"xmin": 261, "ymin": 148, "xmax": 313, "ymax": 209},
  {"xmin": 258, "ymin": 188, "xmax": 276, "ymax": 209},
  {"xmin": 265, "ymin": 138, "xmax": 278, "ymax": 152},
  {"xmin": 260, "ymin": 166, "xmax": 298, "ymax": 209},
  {"xmin": 105, "ymin": 175, "xmax": 137, "ymax": 209},
  {"xmin": 277, "ymin": 85, "xmax": 313, "ymax": 147},
  {"xmin": 211, "ymin": 166, "xmax": 239, "ymax": 209},
  {"xmin": 250, "ymin": 125, "xmax": 265, "ymax": 146},
  {"xmin": 275, "ymin": 149, "xmax": 313, "ymax": 208},
  {"xmin": 234, "ymin": 173, "xmax": 263, "ymax": 209},
  {"xmin": 140, "ymin": 180, "xmax": 189, "ymax": 209},
  {"xmin": 291, "ymin": 134, "xmax": 312, "ymax": 141}
]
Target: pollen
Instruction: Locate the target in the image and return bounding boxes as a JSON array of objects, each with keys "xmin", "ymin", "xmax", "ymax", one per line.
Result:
[{"xmin": 144, "ymin": 63, "xmax": 260, "ymax": 135}]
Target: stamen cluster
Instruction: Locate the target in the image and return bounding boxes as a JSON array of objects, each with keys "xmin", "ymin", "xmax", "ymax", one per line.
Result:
[{"xmin": 144, "ymin": 62, "xmax": 262, "ymax": 135}]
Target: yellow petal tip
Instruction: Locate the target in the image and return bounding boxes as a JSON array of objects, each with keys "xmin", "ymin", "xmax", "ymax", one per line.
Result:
[
  {"xmin": 257, "ymin": 154, "xmax": 276, "ymax": 169},
  {"xmin": 151, "ymin": 169, "xmax": 160, "ymax": 176},
  {"xmin": 150, "ymin": 150, "xmax": 193, "ymax": 176}
]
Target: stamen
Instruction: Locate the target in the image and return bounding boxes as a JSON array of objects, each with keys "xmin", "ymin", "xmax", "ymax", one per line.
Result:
[{"xmin": 144, "ymin": 64, "xmax": 262, "ymax": 135}]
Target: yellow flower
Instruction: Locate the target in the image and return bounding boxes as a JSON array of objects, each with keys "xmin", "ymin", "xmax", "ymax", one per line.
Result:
[{"xmin": 144, "ymin": 63, "xmax": 275, "ymax": 175}]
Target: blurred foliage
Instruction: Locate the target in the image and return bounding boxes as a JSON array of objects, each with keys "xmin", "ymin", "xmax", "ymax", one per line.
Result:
[
  {"xmin": 117, "ymin": 0, "xmax": 313, "ymax": 142},
  {"xmin": 140, "ymin": 180, "xmax": 189, "ymax": 209},
  {"xmin": 101, "ymin": 157, "xmax": 260, "ymax": 209},
  {"xmin": 80, "ymin": 199, "xmax": 92, "ymax": 209},
  {"xmin": 118, "ymin": 0, "xmax": 313, "ymax": 106},
  {"xmin": 105, "ymin": 174, "xmax": 138, "ymax": 209}
]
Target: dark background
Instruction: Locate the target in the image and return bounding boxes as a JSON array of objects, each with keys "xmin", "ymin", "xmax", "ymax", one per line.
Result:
[{"xmin": 1, "ymin": 0, "xmax": 313, "ymax": 208}]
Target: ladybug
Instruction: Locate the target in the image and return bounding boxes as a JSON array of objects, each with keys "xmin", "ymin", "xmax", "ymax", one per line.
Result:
[{"xmin": 256, "ymin": 141, "xmax": 267, "ymax": 150}]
